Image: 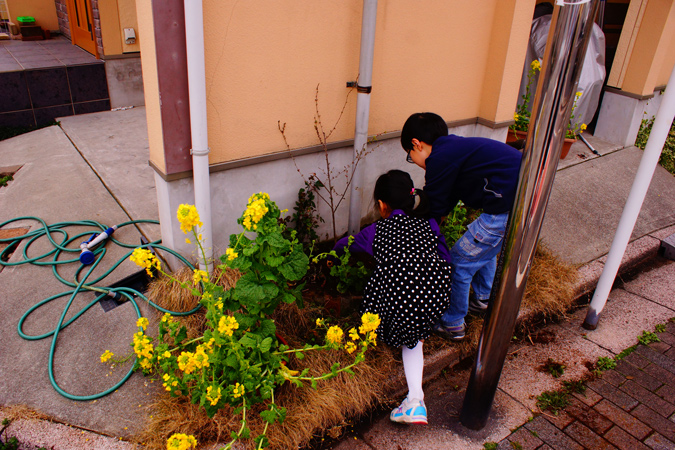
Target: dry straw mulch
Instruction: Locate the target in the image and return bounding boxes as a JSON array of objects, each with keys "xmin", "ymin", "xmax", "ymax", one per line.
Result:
[{"xmin": 135, "ymin": 243, "xmax": 577, "ymax": 449}]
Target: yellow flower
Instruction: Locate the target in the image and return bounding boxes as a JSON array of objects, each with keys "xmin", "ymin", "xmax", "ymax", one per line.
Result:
[
  {"xmin": 576, "ymin": 91, "xmax": 583, "ymax": 98},
  {"xmin": 368, "ymin": 331, "xmax": 377, "ymax": 345},
  {"xmin": 163, "ymin": 351, "xmax": 171, "ymax": 359},
  {"xmin": 349, "ymin": 328, "xmax": 359, "ymax": 341},
  {"xmin": 580, "ymin": 123, "xmax": 587, "ymax": 133},
  {"xmin": 139, "ymin": 358, "xmax": 152, "ymax": 370},
  {"xmin": 218, "ymin": 316, "xmax": 239, "ymax": 337},
  {"xmin": 100, "ymin": 350, "xmax": 113, "ymax": 363},
  {"xmin": 531, "ymin": 59, "xmax": 541, "ymax": 71},
  {"xmin": 206, "ymin": 386, "xmax": 222, "ymax": 406},
  {"xmin": 136, "ymin": 317, "xmax": 149, "ymax": 331},
  {"xmin": 279, "ymin": 364, "xmax": 299, "ymax": 380},
  {"xmin": 166, "ymin": 433, "xmax": 197, "ymax": 450},
  {"xmin": 232, "ymin": 382, "xmax": 245, "ymax": 399},
  {"xmin": 241, "ymin": 193, "xmax": 269, "ymax": 230},
  {"xmin": 129, "ymin": 248, "xmax": 161, "ymax": 277},
  {"xmin": 326, "ymin": 326, "xmax": 344, "ymax": 345},
  {"xmin": 192, "ymin": 346, "xmax": 209, "ymax": 369},
  {"xmin": 161, "ymin": 313, "xmax": 173, "ymax": 323},
  {"xmin": 177, "ymin": 352, "xmax": 196, "ymax": 374},
  {"xmin": 225, "ymin": 248, "xmax": 238, "ymax": 261},
  {"xmin": 192, "ymin": 269, "xmax": 209, "ymax": 285},
  {"xmin": 316, "ymin": 318, "xmax": 325, "ymax": 327},
  {"xmin": 185, "ymin": 238, "xmax": 191, "ymax": 244},
  {"xmin": 359, "ymin": 312, "xmax": 380, "ymax": 334},
  {"xmin": 345, "ymin": 342, "xmax": 357, "ymax": 354},
  {"xmin": 176, "ymin": 204, "xmax": 202, "ymax": 234},
  {"xmin": 514, "ymin": 113, "xmax": 519, "ymax": 121}
]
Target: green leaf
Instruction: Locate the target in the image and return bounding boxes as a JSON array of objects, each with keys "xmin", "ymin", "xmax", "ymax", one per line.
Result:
[
  {"xmin": 260, "ymin": 319, "xmax": 276, "ymax": 338},
  {"xmin": 239, "ymin": 334, "xmax": 257, "ymax": 349},
  {"xmin": 296, "ymin": 351, "xmax": 304, "ymax": 360},
  {"xmin": 263, "ymin": 231, "xmax": 288, "ymax": 249},
  {"xmin": 265, "ymin": 254, "xmax": 285, "ymax": 267},
  {"xmin": 262, "ymin": 282, "xmax": 279, "ymax": 299},
  {"xmin": 235, "ymin": 277, "xmax": 266, "ymax": 302},
  {"xmin": 277, "ymin": 249, "xmax": 309, "ymax": 281},
  {"xmin": 259, "ymin": 337, "xmax": 273, "ymax": 353}
]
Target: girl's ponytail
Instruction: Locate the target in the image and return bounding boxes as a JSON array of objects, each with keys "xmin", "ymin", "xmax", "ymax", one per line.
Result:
[
  {"xmin": 410, "ymin": 188, "xmax": 430, "ymax": 218},
  {"xmin": 373, "ymin": 170, "xmax": 429, "ymax": 218}
]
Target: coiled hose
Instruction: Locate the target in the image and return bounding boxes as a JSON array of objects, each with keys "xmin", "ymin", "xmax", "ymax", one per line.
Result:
[{"xmin": 0, "ymin": 216, "xmax": 201, "ymax": 401}]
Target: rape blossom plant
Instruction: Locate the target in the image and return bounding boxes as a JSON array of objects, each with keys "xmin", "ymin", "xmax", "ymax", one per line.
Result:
[{"xmin": 120, "ymin": 194, "xmax": 379, "ymax": 449}]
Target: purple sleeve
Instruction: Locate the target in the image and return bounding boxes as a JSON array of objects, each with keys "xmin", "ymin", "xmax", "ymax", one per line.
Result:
[
  {"xmin": 332, "ymin": 222, "xmax": 376, "ymax": 256},
  {"xmin": 429, "ymin": 218, "xmax": 452, "ymax": 264}
]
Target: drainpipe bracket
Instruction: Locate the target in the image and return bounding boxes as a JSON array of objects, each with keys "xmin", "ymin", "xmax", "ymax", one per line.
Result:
[
  {"xmin": 357, "ymin": 84, "xmax": 372, "ymax": 94},
  {"xmin": 190, "ymin": 147, "xmax": 210, "ymax": 156}
]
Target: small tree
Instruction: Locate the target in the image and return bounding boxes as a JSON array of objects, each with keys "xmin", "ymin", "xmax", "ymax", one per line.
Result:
[{"xmin": 279, "ymin": 84, "xmax": 377, "ymax": 243}]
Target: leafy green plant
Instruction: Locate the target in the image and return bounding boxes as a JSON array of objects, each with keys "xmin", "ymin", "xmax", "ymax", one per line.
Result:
[
  {"xmin": 121, "ymin": 195, "xmax": 379, "ymax": 449},
  {"xmin": 440, "ymin": 201, "xmax": 480, "ymax": 249},
  {"xmin": 656, "ymin": 324, "xmax": 666, "ymax": 333},
  {"xmin": 0, "ymin": 174, "xmax": 12, "ymax": 188},
  {"xmin": 635, "ymin": 116, "xmax": 675, "ymax": 176},
  {"xmin": 511, "ymin": 60, "xmax": 541, "ymax": 136},
  {"xmin": 510, "ymin": 442, "xmax": 523, "ymax": 450},
  {"xmin": 563, "ymin": 380, "xmax": 586, "ymax": 395},
  {"xmin": 542, "ymin": 358, "xmax": 565, "ymax": 378},
  {"xmin": 483, "ymin": 443, "xmax": 498, "ymax": 450},
  {"xmin": 638, "ymin": 330, "xmax": 660, "ymax": 345},
  {"xmin": 286, "ymin": 177, "xmax": 323, "ymax": 248},
  {"xmin": 595, "ymin": 356, "xmax": 617, "ymax": 373},
  {"xmin": 536, "ymin": 389, "xmax": 570, "ymax": 415},
  {"xmin": 314, "ymin": 236, "xmax": 371, "ymax": 295},
  {"xmin": 616, "ymin": 345, "xmax": 637, "ymax": 361}
]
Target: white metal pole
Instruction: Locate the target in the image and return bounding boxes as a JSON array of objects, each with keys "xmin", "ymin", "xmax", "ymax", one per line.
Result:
[
  {"xmin": 583, "ymin": 63, "xmax": 675, "ymax": 329},
  {"xmin": 184, "ymin": 0, "xmax": 213, "ymax": 272},
  {"xmin": 348, "ymin": 0, "xmax": 377, "ymax": 236}
]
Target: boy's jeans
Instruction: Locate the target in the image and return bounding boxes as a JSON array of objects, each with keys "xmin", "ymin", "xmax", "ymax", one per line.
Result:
[{"xmin": 440, "ymin": 212, "xmax": 508, "ymax": 328}]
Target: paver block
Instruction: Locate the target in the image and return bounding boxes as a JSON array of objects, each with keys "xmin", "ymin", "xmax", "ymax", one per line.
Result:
[
  {"xmin": 564, "ymin": 421, "xmax": 617, "ymax": 449},
  {"xmin": 658, "ymin": 331, "xmax": 675, "ymax": 347},
  {"xmin": 656, "ymin": 385, "xmax": 675, "ymax": 405},
  {"xmin": 506, "ymin": 427, "xmax": 543, "ymax": 450},
  {"xmin": 573, "ymin": 388, "xmax": 603, "ymax": 407},
  {"xmin": 636, "ymin": 346, "xmax": 675, "ymax": 376},
  {"xmin": 651, "ymin": 341, "xmax": 672, "ymax": 354},
  {"xmin": 622, "ymin": 351, "xmax": 651, "ymax": 369},
  {"xmin": 620, "ymin": 380, "xmax": 675, "ymax": 417},
  {"xmin": 645, "ymin": 363, "xmax": 675, "ymax": 387},
  {"xmin": 603, "ymin": 426, "xmax": 651, "ymax": 450},
  {"xmin": 587, "ymin": 379, "xmax": 640, "ymax": 411},
  {"xmin": 601, "ymin": 369, "xmax": 627, "ymax": 387},
  {"xmin": 593, "ymin": 399, "xmax": 652, "ymax": 440},
  {"xmin": 615, "ymin": 360, "xmax": 663, "ymax": 391},
  {"xmin": 565, "ymin": 397, "xmax": 614, "ymax": 435},
  {"xmin": 631, "ymin": 404, "xmax": 675, "ymax": 442},
  {"xmin": 543, "ymin": 410, "xmax": 575, "ymax": 430},
  {"xmin": 644, "ymin": 431, "xmax": 675, "ymax": 450},
  {"xmin": 525, "ymin": 416, "xmax": 583, "ymax": 450}
]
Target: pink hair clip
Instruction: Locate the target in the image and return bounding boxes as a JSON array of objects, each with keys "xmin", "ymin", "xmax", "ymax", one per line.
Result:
[{"xmin": 410, "ymin": 188, "xmax": 416, "ymax": 196}]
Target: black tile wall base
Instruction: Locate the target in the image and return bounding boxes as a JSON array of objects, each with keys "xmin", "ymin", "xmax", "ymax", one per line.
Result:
[{"xmin": 0, "ymin": 62, "xmax": 110, "ymax": 129}]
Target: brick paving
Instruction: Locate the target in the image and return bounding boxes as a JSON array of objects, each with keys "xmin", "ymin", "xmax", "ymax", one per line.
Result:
[{"xmin": 499, "ymin": 330, "xmax": 675, "ymax": 450}]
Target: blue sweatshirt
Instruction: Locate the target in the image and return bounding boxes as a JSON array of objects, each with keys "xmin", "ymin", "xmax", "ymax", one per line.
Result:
[{"xmin": 424, "ymin": 135, "xmax": 522, "ymax": 218}]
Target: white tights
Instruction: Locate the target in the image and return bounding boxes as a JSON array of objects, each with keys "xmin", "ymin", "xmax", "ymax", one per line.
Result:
[{"xmin": 402, "ymin": 341, "xmax": 424, "ymax": 400}]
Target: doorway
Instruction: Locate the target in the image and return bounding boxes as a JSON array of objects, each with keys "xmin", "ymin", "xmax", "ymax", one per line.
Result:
[{"xmin": 66, "ymin": 0, "xmax": 98, "ymax": 57}]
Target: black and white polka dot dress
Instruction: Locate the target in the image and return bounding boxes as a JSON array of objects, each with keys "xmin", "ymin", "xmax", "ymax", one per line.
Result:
[{"xmin": 362, "ymin": 214, "xmax": 452, "ymax": 349}]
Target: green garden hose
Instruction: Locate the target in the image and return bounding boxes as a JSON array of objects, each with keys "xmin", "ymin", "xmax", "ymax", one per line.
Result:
[{"xmin": 0, "ymin": 216, "xmax": 202, "ymax": 401}]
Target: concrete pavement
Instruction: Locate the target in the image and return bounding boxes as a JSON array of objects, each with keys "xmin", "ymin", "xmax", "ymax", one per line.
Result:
[{"xmin": 1, "ymin": 108, "xmax": 675, "ymax": 449}]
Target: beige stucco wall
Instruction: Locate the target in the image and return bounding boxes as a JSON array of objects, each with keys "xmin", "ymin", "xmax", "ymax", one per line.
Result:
[
  {"xmin": 200, "ymin": 0, "xmax": 534, "ymax": 165},
  {"xmin": 6, "ymin": 0, "xmax": 58, "ymax": 31},
  {"xmin": 100, "ymin": 0, "xmax": 141, "ymax": 56},
  {"xmin": 608, "ymin": 0, "xmax": 675, "ymax": 95}
]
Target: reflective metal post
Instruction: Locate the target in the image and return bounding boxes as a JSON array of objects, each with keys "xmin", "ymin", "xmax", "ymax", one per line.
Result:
[{"xmin": 460, "ymin": 0, "xmax": 599, "ymax": 430}]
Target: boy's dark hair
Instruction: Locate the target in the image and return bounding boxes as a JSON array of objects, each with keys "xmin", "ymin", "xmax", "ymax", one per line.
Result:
[
  {"xmin": 400, "ymin": 112, "xmax": 449, "ymax": 151},
  {"xmin": 374, "ymin": 170, "xmax": 429, "ymax": 217}
]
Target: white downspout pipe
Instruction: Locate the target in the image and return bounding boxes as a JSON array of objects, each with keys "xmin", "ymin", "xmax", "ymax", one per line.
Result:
[
  {"xmin": 348, "ymin": 0, "xmax": 377, "ymax": 236},
  {"xmin": 184, "ymin": 0, "xmax": 213, "ymax": 272},
  {"xmin": 583, "ymin": 62, "xmax": 675, "ymax": 330}
]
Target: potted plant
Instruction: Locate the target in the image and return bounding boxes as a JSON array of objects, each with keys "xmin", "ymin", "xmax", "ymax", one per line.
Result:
[
  {"xmin": 508, "ymin": 60, "xmax": 587, "ymax": 159},
  {"xmin": 508, "ymin": 60, "xmax": 541, "ymax": 143}
]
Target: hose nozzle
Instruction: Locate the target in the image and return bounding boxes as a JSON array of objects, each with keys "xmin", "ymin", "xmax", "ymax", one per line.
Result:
[{"xmin": 79, "ymin": 225, "xmax": 118, "ymax": 265}]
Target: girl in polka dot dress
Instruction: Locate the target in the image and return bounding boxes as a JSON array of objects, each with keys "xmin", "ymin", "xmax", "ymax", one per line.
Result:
[{"xmin": 332, "ymin": 169, "xmax": 452, "ymax": 424}]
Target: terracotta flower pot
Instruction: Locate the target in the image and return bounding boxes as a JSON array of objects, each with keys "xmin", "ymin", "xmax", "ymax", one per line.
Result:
[{"xmin": 506, "ymin": 128, "xmax": 575, "ymax": 160}]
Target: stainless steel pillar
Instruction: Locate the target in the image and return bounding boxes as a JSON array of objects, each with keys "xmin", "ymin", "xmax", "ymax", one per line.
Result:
[{"xmin": 460, "ymin": 0, "xmax": 600, "ymax": 430}]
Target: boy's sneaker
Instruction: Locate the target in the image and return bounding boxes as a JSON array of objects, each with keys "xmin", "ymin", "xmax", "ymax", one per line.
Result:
[
  {"xmin": 433, "ymin": 322, "xmax": 466, "ymax": 341},
  {"xmin": 468, "ymin": 297, "xmax": 489, "ymax": 315},
  {"xmin": 390, "ymin": 397, "xmax": 428, "ymax": 424}
]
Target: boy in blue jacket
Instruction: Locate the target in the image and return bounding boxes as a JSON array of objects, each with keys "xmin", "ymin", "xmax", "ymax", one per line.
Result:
[{"xmin": 401, "ymin": 112, "xmax": 523, "ymax": 341}]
